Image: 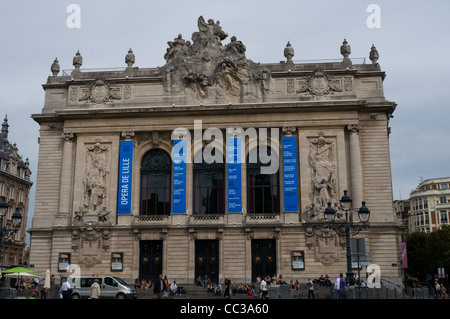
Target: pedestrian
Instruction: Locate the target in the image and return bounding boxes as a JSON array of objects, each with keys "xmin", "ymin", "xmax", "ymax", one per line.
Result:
[
  {"xmin": 434, "ymin": 281, "xmax": 441, "ymax": 299},
  {"xmin": 90, "ymin": 279, "xmax": 101, "ymax": 299},
  {"xmin": 334, "ymin": 273, "xmax": 346, "ymax": 299},
  {"xmin": 153, "ymin": 274, "xmax": 165, "ymax": 299},
  {"xmin": 260, "ymin": 277, "xmax": 268, "ymax": 299},
  {"xmin": 224, "ymin": 278, "xmax": 231, "ymax": 299},
  {"xmin": 59, "ymin": 279, "xmax": 72, "ymax": 299},
  {"xmin": 307, "ymin": 278, "xmax": 315, "ymax": 299}
]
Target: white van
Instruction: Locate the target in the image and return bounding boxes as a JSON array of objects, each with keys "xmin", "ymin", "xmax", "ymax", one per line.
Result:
[{"xmin": 61, "ymin": 276, "xmax": 137, "ymax": 299}]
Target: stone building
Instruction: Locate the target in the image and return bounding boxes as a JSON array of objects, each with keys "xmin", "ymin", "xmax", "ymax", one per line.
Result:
[
  {"xmin": 29, "ymin": 17, "xmax": 401, "ymax": 285},
  {"xmin": 408, "ymin": 177, "xmax": 450, "ymax": 233},
  {"xmin": 0, "ymin": 115, "xmax": 33, "ymax": 268}
]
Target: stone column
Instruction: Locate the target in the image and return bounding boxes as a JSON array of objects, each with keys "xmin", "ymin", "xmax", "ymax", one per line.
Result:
[
  {"xmin": 347, "ymin": 124, "xmax": 363, "ymax": 212},
  {"xmin": 56, "ymin": 132, "xmax": 75, "ymax": 226}
]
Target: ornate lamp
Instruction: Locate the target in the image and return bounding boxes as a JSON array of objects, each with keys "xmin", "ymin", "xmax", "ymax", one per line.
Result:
[{"xmin": 0, "ymin": 196, "xmax": 8, "ymax": 217}]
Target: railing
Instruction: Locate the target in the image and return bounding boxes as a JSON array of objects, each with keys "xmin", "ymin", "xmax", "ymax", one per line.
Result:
[
  {"xmin": 62, "ymin": 67, "xmax": 127, "ymax": 76},
  {"xmin": 291, "ymin": 57, "xmax": 367, "ymax": 65}
]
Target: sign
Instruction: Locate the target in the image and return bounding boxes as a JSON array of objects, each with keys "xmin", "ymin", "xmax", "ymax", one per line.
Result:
[
  {"xmin": 282, "ymin": 136, "xmax": 299, "ymax": 212},
  {"xmin": 173, "ymin": 139, "xmax": 187, "ymax": 213},
  {"xmin": 117, "ymin": 141, "xmax": 133, "ymax": 214},
  {"xmin": 291, "ymin": 251, "xmax": 305, "ymax": 270},
  {"xmin": 227, "ymin": 137, "xmax": 242, "ymax": 212},
  {"xmin": 111, "ymin": 252, "xmax": 123, "ymax": 271},
  {"xmin": 400, "ymin": 242, "xmax": 408, "ymax": 268},
  {"xmin": 58, "ymin": 253, "xmax": 71, "ymax": 272}
]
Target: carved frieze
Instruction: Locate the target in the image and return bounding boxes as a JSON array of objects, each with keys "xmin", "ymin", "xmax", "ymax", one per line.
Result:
[
  {"xmin": 305, "ymin": 226, "xmax": 344, "ymax": 266},
  {"xmin": 295, "ymin": 69, "xmax": 349, "ymax": 96},
  {"xmin": 75, "ymin": 77, "xmax": 122, "ymax": 104},
  {"xmin": 71, "ymin": 227, "xmax": 111, "ymax": 268}
]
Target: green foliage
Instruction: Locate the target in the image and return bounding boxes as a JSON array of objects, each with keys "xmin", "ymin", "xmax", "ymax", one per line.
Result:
[{"xmin": 405, "ymin": 225, "xmax": 450, "ymax": 280}]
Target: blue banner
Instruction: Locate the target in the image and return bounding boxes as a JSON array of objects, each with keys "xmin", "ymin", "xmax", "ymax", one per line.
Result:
[
  {"xmin": 172, "ymin": 139, "xmax": 187, "ymax": 213},
  {"xmin": 282, "ymin": 136, "xmax": 299, "ymax": 212},
  {"xmin": 117, "ymin": 140, "xmax": 133, "ymax": 214},
  {"xmin": 227, "ymin": 137, "xmax": 242, "ymax": 213}
]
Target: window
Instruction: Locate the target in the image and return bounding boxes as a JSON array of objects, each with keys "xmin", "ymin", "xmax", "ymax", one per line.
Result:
[
  {"xmin": 193, "ymin": 152, "xmax": 225, "ymax": 215},
  {"xmin": 440, "ymin": 197, "xmax": 447, "ymax": 204},
  {"xmin": 247, "ymin": 147, "xmax": 279, "ymax": 214},
  {"xmin": 424, "ymin": 198, "xmax": 428, "ymax": 209},
  {"xmin": 140, "ymin": 149, "xmax": 171, "ymax": 215},
  {"xmin": 441, "ymin": 183, "xmax": 448, "ymax": 190},
  {"xmin": 440, "ymin": 211, "xmax": 448, "ymax": 224},
  {"xmin": 425, "ymin": 212, "xmax": 429, "ymax": 224}
]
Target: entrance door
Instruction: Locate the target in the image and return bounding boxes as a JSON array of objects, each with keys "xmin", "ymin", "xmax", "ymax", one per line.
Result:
[
  {"xmin": 195, "ymin": 240, "xmax": 219, "ymax": 284},
  {"xmin": 251, "ymin": 239, "xmax": 276, "ymax": 283},
  {"xmin": 139, "ymin": 240, "xmax": 163, "ymax": 283}
]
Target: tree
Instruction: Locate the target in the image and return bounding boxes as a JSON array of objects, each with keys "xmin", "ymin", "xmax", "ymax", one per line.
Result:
[
  {"xmin": 406, "ymin": 231, "xmax": 430, "ymax": 280},
  {"xmin": 406, "ymin": 226, "xmax": 450, "ymax": 281}
]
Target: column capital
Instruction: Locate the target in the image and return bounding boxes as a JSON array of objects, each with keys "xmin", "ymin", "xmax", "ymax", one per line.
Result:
[{"xmin": 347, "ymin": 123, "xmax": 361, "ymax": 134}]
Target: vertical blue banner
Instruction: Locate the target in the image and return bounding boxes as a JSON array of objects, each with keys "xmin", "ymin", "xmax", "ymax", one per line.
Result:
[
  {"xmin": 117, "ymin": 140, "xmax": 133, "ymax": 215},
  {"xmin": 227, "ymin": 137, "xmax": 242, "ymax": 213},
  {"xmin": 283, "ymin": 136, "xmax": 299, "ymax": 212},
  {"xmin": 172, "ymin": 139, "xmax": 187, "ymax": 213}
]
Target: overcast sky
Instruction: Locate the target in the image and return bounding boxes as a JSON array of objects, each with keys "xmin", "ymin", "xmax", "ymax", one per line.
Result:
[{"xmin": 1, "ymin": 1, "xmax": 449, "ymax": 236}]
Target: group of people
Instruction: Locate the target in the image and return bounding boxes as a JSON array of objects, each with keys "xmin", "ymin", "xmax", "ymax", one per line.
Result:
[
  {"xmin": 434, "ymin": 280, "xmax": 448, "ymax": 299},
  {"xmin": 139, "ymin": 274, "xmax": 184, "ymax": 299}
]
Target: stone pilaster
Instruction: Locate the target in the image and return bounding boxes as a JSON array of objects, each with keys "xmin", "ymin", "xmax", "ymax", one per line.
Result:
[
  {"xmin": 347, "ymin": 123, "xmax": 363, "ymax": 212},
  {"xmin": 55, "ymin": 132, "xmax": 75, "ymax": 226}
]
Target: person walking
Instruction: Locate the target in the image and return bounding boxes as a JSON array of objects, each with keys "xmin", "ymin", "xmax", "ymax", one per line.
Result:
[
  {"xmin": 60, "ymin": 279, "xmax": 72, "ymax": 300},
  {"xmin": 334, "ymin": 273, "xmax": 346, "ymax": 299},
  {"xmin": 307, "ymin": 278, "xmax": 315, "ymax": 299},
  {"xmin": 90, "ymin": 279, "xmax": 101, "ymax": 299},
  {"xmin": 260, "ymin": 277, "xmax": 268, "ymax": 299},
  {"xmin": 153, "ymin": 274, "xmax": 165, "ymax": 299},
  {"xmin": 224, "ymin": 278, "xmax": 231, "ymax": 299}
]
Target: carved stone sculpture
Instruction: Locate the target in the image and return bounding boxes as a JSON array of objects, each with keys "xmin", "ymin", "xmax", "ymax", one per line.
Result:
[
  {"xmin": 83, "ymin": 138, "xmax": 109, "ymax": 212},
  {"xmin": 125, "ymin": 48, "xmax": 135, "ymax": 67},
  {"xmin": 51, "ymin": 58, "xmax": 60, "ymax": 76},
  {"xmin": 284, "ymin": 41, "xmax": 294, "ymax": 62},
  {"xmin": 306, "ymin": 130, "xmax": 338, "ymax": 220},
  {"xmin": 73, "ymin": 50, "xmax": 83, "ymax": 70},
  {"xmin": 369, "ymin": 44, "xmax": 379, "ymax": 64},
  {"xmin": 160, "ymin": 16, "xmax": 274, "ymax": 103}
]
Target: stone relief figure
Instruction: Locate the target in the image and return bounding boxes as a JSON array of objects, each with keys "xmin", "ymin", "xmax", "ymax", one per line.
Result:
[
  {"xmin": 83, "ymin": 139, "xmax": 109, "ymax": 211},
  {"xmin": 306, "ymin": 130, "xmax": 337, "ymax": 220},
  {"xmin": 224, "ymin": 36, "xmax": 246, "ymax": 60},
  {"xmin": 73, "ymin": 205, "xmax": 87, "ymax": 225},
  {"xmin": 98, "ymin": 206, "xmax": 111, "ymax": 224}
]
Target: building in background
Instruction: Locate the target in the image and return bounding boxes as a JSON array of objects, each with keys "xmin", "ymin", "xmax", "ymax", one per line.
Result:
[
  {"xmin": 0, "ymin": 115, "xmax": 33, "ymax": 268},
  {"xmin": 393, "ymin": 199, "xmax": 409, "ymax": 234},
  {"xmin": 408, "ymin": 177, "xmax": 450, "ymax": 233},
  {"xmin": 29, "ymin": 17, "xmax": 402, "ymax": 286}
]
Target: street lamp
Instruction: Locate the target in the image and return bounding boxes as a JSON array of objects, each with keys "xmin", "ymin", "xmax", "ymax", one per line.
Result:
[
  {"xmin": 0, "ymin": 196, "xmax": 23, "ymax": 264},
  {"xmin": 323, "ymin": 190, "xmax": 370, "ymax": 282}
]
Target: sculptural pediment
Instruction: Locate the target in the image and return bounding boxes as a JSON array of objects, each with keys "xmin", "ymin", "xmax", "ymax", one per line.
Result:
[{"xmin": 161, "ymin": 16, "xmax": 273, "ymax": 103}]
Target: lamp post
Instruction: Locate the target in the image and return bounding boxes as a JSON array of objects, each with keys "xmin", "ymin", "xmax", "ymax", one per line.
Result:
[
  {"xmin": 0, "ymin": 196, "xmax": 23, "ymax": 265},
  {"xmin": 323, "ymin": 190, "xmax": 370, "ymax": 282}
]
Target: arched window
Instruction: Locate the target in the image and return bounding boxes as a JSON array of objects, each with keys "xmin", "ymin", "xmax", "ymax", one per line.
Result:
[
  {"xmin": 140, "ymin": 149, "xmax": 171, "ymax": 215},
  {"xmin": 193, "ymin": 153, "xmax": 225, "ymax": 215},
  {"xmin": 247, "ymin": 147, "xmax": 279, "ymax": 214}
]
